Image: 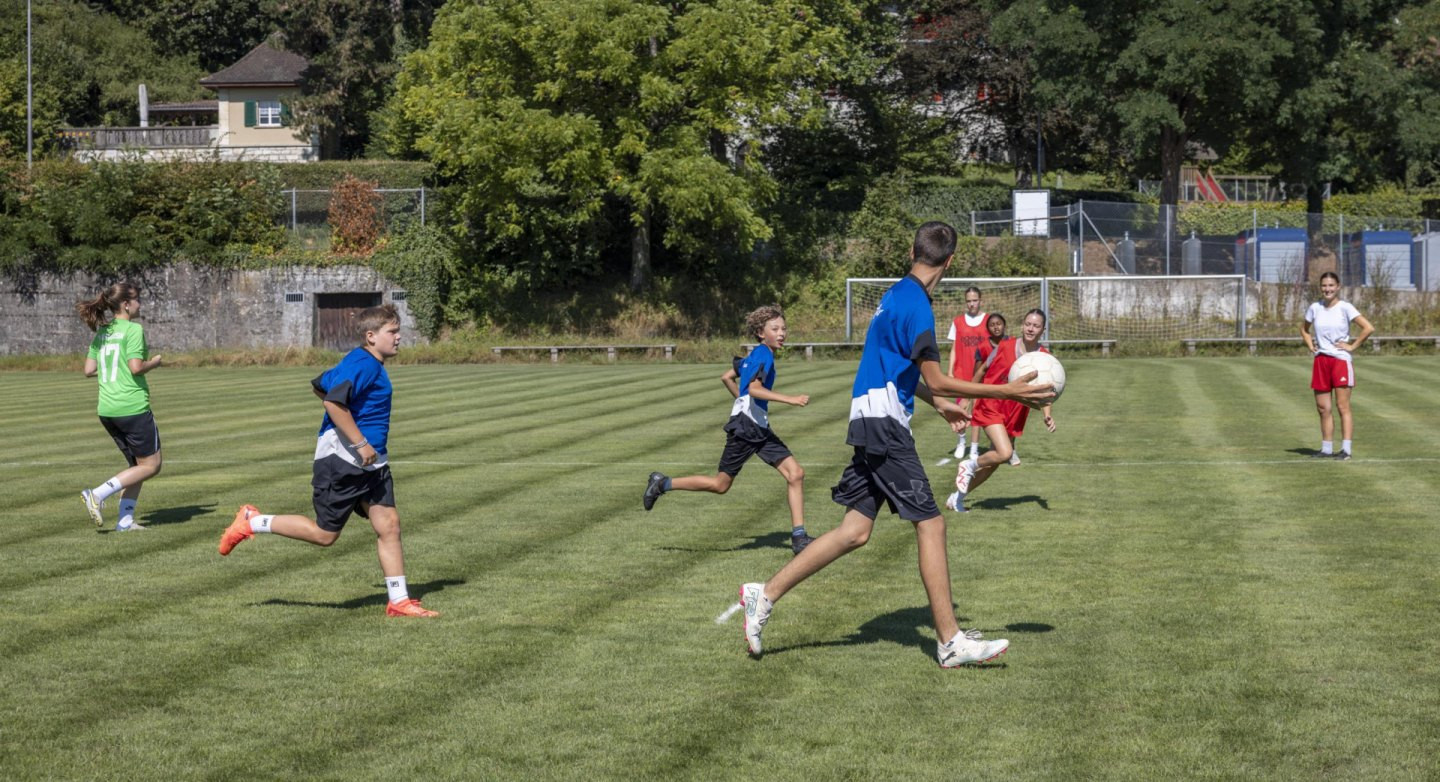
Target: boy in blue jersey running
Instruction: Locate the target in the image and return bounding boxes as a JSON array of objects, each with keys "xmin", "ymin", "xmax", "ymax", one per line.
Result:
[
  {"xmin": 644, "ymin": 305, "xmax": 814, "ymax": 555},
  {"xmin": 737, "ymin": 222, "xmax": 1053, "ymax": 667},
  {"xmin": 218, "ymin": 304, "xmax": 438, "ymax": 618}
]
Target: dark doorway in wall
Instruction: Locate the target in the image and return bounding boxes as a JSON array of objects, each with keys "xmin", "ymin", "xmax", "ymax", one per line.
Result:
[{"xmin": 315, "ymin": 292, "xmax": 382, "ymax": 350}]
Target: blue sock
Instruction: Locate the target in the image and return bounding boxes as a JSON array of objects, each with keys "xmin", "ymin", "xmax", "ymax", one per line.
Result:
[
  {"xmin": 662, "ymin": 478, "xmax": 672, "ymax": 492},
  {"xmin": 791, "ymin": 525, "xmax": 807, "ymax": 538}
]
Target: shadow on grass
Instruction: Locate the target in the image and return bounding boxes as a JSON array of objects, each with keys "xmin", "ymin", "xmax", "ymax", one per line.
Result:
[
  {"xmin": 1287, "ymin": 447, "xmax": 1327, "ymax": 458},
  {"xmin": 765, "ymin": 605, "xmax": 1055, "ymax": 665},
  {"xmin": 96, "ymin": 503, "xmax": 217, "ymax": 532},
  {"xmin": 969, "ymin": 494, "xmax": 1049, "ymax": 511},
  {"xmin": 657, "ymin": 530, "xmax": 791, "ymax": 553},
  {"xmin": 253, "ymin": 578, "xmax": 466, "ymax": 610}
]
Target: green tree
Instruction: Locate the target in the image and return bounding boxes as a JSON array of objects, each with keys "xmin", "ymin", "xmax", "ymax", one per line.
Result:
[
  {"xmin": 0, "ymin": 0, "xmax": 205, "ymax": 156},
  {"xmin": 273, "ymin": 0, "xmax": 443, "ymax": 159},
  {"xmin": 381, "ymin": 0, "xmax": 853, "ymax": 291},
  {"xmin": 988, "ymin": 0, "xmax": 1296, "ymax": 206}
]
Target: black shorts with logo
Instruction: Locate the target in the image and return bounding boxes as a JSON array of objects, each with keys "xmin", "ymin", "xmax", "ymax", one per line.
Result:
[
  {"xmin": 717, "ymin": 429, "xmax": 793, "ymax": 477},
  {"xmin": 311, "ymin": 459, "xmax": 396, "ymax": 532},
  {"xmin": 830, "ymin": 446, "xmax": 940, "ymax": 522},
  {"xmin": 99, "ymin": 410, "xmax": 161, "ymax": 466}
]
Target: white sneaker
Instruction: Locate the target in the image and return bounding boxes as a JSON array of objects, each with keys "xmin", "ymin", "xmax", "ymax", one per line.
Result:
[
  {"xmin": 739, "ymin": 583, "xmax": 771, "ymax": 656},
  {"xmin": 955, "ymin": 460, "xmax": 976, "ymax": 494},
  {"xmin": 944, "ymin": 491, "xmax": 967, "ymax": 512},
  {"xmin": 938, "ymin": 629, "xmax": 1009, "ymax": 668},
  {"xmin": 1008, "ymin": 451, "xmax": 1021, "ymax": 466},
  {"xmin": 116, "ymin": 522, "xmax": 146, "ymax": 532},
  {"xmin": 953, "ymin": 435, "xmax": 967, "ymax": 459},
  {"xmin": 81, "ymin": 489, "xmax": 104, "ymax": 528}
]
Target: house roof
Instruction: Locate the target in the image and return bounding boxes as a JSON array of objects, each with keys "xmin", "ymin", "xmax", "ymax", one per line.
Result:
[
  {"xmin": 199, "ymin": 42, "xmax": 308, "ymax": 88},
  {"xmin": 150, "ymin": 101, "xmax": 219, "ymax": 113}
]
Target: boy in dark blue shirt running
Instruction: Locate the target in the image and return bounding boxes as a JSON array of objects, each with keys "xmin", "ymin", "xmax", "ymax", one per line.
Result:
[
  {"xmin": 644, "ymin": 306, "xmax": 814, "ymax": 555},
  {"xmin": 737, "ymin": 223, "xmax": 1053, "ymax": 666},
  {"xmin": 218, "ymin": 304, "xmax": 438, "ymax": 618}
]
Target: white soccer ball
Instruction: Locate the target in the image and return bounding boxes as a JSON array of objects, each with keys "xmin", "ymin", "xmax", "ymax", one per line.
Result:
[{"xmin": 1008, "ymin": 350, "xmax": 1066, "ymax": 403}]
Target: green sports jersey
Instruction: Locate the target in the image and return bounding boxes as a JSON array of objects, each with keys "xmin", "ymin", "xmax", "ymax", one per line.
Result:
[{"xmin": 87, "ymin": 318, "xmax": 150, "ymax": 417}]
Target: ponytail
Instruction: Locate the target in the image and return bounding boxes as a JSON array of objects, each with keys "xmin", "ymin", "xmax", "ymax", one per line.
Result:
[{"xmin": 75, "ymin": 283, "xmax": 138, "ymax": 332}]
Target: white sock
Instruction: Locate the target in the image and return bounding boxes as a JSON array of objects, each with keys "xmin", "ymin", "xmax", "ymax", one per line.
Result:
[
  {"xmin": 92, "ymin": 477, "xmax": 124, "ymax": 503},
  {"xmin": 957, "ymin": 433, "xmax": 966, "ymax": 449},
  {"xmin": 249, "ymin": 515, "xmax": 274, "ymax": 534},
  {"xmin": 117, "ymin": 498, "xmax": 137, "ymax": 527},
  {"xmin": 964, "ymin": 458, "xmax": 979, "ymax": 473},
  {"xmin": 386, "ymin": 575, "xmax": 410, "ymax": 603},
  {"xmin": 969, "ymin": 444, "xmax": 979, "ymax": 459},
  {"xmin": 1320, "ymin": 441, "xmax": 1333, "ymax": 455},
  {"xmin": 1341, "ymin": 439, "xmax": 1352, "ymax": 454}
]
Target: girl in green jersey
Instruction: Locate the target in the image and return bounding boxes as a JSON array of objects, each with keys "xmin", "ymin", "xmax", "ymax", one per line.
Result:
[{"xmin": 77, "ymin": 283, "xmax": 164, "ymax": 531}]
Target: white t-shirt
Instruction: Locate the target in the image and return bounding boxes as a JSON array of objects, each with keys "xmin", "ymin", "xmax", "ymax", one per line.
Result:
[{"xmin": 1304, "ymin": 300, "xmax": 1361, "ymax": 358}]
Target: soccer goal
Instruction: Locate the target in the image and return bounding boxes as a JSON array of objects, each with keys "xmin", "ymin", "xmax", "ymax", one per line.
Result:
[{"xmin": 845, "ymin": 275, "xmax": 1249, "ymax": 341}]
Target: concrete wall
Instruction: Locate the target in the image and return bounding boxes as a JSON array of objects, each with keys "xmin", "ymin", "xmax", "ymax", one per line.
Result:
[{"xmin": 0, "ymin": 264, "xmax": 421, "ymax": 356}]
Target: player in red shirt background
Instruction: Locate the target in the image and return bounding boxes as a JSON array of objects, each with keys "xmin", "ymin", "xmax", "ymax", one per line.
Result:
[
  {"xmin": 946, "ymin": 287, "xmax": 990, "ymax": 459},
  {"xmin": 946, "ymin": 309, "xmax": 1056, "ymax": 512}
]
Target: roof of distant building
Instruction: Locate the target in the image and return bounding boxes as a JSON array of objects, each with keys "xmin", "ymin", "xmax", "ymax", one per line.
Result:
[
  {"xmin": 149, "ymin": 101, "xmax": 219, "ymax": 113},
  {"xmin": 200, "ymin": 41, "xmax": 308, "ymax": 88}
]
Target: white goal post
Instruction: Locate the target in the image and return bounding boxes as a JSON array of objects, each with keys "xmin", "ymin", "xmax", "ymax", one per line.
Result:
[{"xmin": 845, "ymin": 276, "xmax": 1250, "ymax": 342}]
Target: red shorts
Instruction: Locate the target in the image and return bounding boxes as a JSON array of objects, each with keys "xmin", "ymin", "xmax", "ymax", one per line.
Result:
[
  {"xmin": 1311, "ymin": 353, "xmax": 1354, "ymax": 392},
  {"xmin": 971, "ymin": 398, "xmax": 1029, "ymax": 439}
]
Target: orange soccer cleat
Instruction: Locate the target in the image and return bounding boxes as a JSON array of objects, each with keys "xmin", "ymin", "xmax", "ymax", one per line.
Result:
[
  {"xmin": 385, "ymin": 598, "xmax": 439, "ymax": 618},
  {"xmin": 218, "ymin": 505, "xmax": 259, "ymax": 555}
]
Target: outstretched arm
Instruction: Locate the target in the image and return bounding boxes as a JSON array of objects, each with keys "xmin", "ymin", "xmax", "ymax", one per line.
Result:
[
  {"xmin": 919, "ymin": 359, "xmax": 1053, "ymax": 407},
  {"xmin": 747, "ymin": 379, "xmax": 809, "ymax": 407}
]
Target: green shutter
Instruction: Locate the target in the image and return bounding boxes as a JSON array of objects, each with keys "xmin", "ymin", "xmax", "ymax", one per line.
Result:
[
  {"xmin": 243, "ymin": 101, "xmax": 256, "ymax": 128},
  {"xmin": 280, "ymin": 102, "xmax": 293, "ymax": 127}
]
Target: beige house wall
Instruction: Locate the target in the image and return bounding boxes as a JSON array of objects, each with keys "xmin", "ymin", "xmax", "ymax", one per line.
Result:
[{"xmin": 216, "ymin": 87, "xmax": 310, "ymax": 148}]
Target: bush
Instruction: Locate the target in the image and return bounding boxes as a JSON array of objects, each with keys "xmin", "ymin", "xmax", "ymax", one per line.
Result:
[
  {"xmin": 0, "ymin": 158, "xmax": 285, "ymax": 274},
  {"xmin": 371, "ymin": 224, "xmax": 454, "ymax": 339},
  {"xmin": 328, "ymin": 175, "xmax": 383, "ymax": 255}
]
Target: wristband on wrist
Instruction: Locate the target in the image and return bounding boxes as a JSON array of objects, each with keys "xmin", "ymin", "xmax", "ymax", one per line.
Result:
[{"xmin": 354, "ymin": 439, "xmax": 369, "ymax": 449}]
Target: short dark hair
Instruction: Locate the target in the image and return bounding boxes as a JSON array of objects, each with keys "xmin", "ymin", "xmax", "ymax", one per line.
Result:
[
  {"xmin": 1319, "ymin": 271, "xmax": 1340, "ymax": 284},
  {"xmin": 356, "ymin": 303, "xmax": 400, "ymax": 341},
  {"xmin": 964, "ymin": 286, "xmax": 982, "ymax": 297},
  {"xmin": 1024, "ymin": 308, "xmax": 1048, "ymax": 326},
  {"xmin": 912, "ymin": 221, "xmax": 957, "ymax": 267}
]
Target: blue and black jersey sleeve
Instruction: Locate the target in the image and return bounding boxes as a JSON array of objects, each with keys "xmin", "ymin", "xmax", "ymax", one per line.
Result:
[
  {"xmin": 312, "ymin": 370, "xmax": 354, "ymax": 407},
  {"xmin": 909, "ymin": 328, "xmax": 940, "ymax": 363}
]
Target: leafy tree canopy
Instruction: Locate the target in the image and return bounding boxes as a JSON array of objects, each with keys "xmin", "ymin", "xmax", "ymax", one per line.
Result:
[{"xmin": 381, "ymin": 0, "xmax": 858, "ymax": 289}]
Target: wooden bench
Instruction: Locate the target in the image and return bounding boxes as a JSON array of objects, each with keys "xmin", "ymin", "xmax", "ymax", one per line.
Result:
[
  {"xmin": 1042, "ymin": 338, "xmax": 1117, "ymax": 357},
  {"xmin": 492, "ymin": 344, "xmax": 676, "ymax": 363},
  {"xmin": 739, "ymin": 341, "xmax": 864, "ymax": 360},
  {"xmin": 1183, "ymin": 335, "xmax": 1440, "ymax": 355}
]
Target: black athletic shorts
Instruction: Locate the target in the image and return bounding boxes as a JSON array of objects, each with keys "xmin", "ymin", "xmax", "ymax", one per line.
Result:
[
  {"xmin": 830, "ymin": 446, "xmax": 940, "ymax": 522},
  {"xmin": 99, "ymin": 410, "xmax": 161, "ymax": 466},
  {"xmin": 718, "ymin": 429, "xmax": 793, "ymax": 477},
  {"xmin": 311, "ymin": 462, "xmax": 395, "ymax": 532}
]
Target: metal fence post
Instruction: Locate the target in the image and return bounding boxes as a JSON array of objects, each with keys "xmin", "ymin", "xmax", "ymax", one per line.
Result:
[
  {"xmin": 419, "ymin": 187, "xmax": 426, "ymax": 227},
  {"xmin": 1338, "ymin": 213, "xmax": 1345, "ymax": 284},
  {"xmin": 290, "ymin": 189, "xmax": 297, "ymax": 231},
  {"xmin": 844, "ymin": 279, "xmax": 853, "ymax": 341}
]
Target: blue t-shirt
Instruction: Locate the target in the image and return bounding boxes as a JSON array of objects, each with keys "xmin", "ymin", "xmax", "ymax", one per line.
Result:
[
  {"xmin": 311, "ymin": 347, "xmax": 392, "ymax": 468},
  {"xmin": 847, "ymin": 274, "xmax": 940, "ymax": 455},
  {"xmin": 725, "ymin": 343, "xmax": 777, "ymax": 440}
]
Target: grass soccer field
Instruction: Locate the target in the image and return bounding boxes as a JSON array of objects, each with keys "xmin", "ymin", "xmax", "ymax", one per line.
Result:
[{"xmin": 4, "ymin": 356, "xmax": 1440, "ymax": 780}]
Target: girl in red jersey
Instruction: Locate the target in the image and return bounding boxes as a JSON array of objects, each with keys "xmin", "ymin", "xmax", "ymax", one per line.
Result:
[
  {"xmin": 1301, "ymin": 271, "xmax": 1373, "ymax": 460},
  {"xmin": 946, "ymin": 309, "xmax": 1055, "ymax": 512},
  {"xmin": 946, "ymin": 287, "xmax": 990, "ymax": 458}
]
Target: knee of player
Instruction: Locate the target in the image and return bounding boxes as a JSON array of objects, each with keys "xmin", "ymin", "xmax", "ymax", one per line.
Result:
[
  {"xmin": 713, "ymin": 474, "xmax": 734, "ymax": 494},
  {"xmin": 315, "ymin": 530, "xmax": 341, "ymax": 547},
  {"xmin": 784, "ymin": 464, "xmax": 805, "ymax": 484}
]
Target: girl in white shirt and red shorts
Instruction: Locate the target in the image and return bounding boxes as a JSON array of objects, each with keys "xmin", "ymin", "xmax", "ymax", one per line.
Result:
[{"xmin": 1301, "ymin": 271, "xmax": 1374, "ymax": 460}]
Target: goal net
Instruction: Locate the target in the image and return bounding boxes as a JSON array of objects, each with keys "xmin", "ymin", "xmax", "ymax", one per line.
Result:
[{"xmin": 846, "ymin": 275, "xmax": 1248, "ymax": 342}]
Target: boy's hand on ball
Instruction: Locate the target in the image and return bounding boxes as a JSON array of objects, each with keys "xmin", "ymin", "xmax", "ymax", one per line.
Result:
[{"xmin": 1003, "ymin": 372, "xmax": 1055, "ymax": 407}]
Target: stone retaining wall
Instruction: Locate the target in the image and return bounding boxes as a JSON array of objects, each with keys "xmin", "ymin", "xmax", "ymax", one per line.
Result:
[{"xmin": 0, "ymin": 264, "xmax": 419, "ymax": 355}]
